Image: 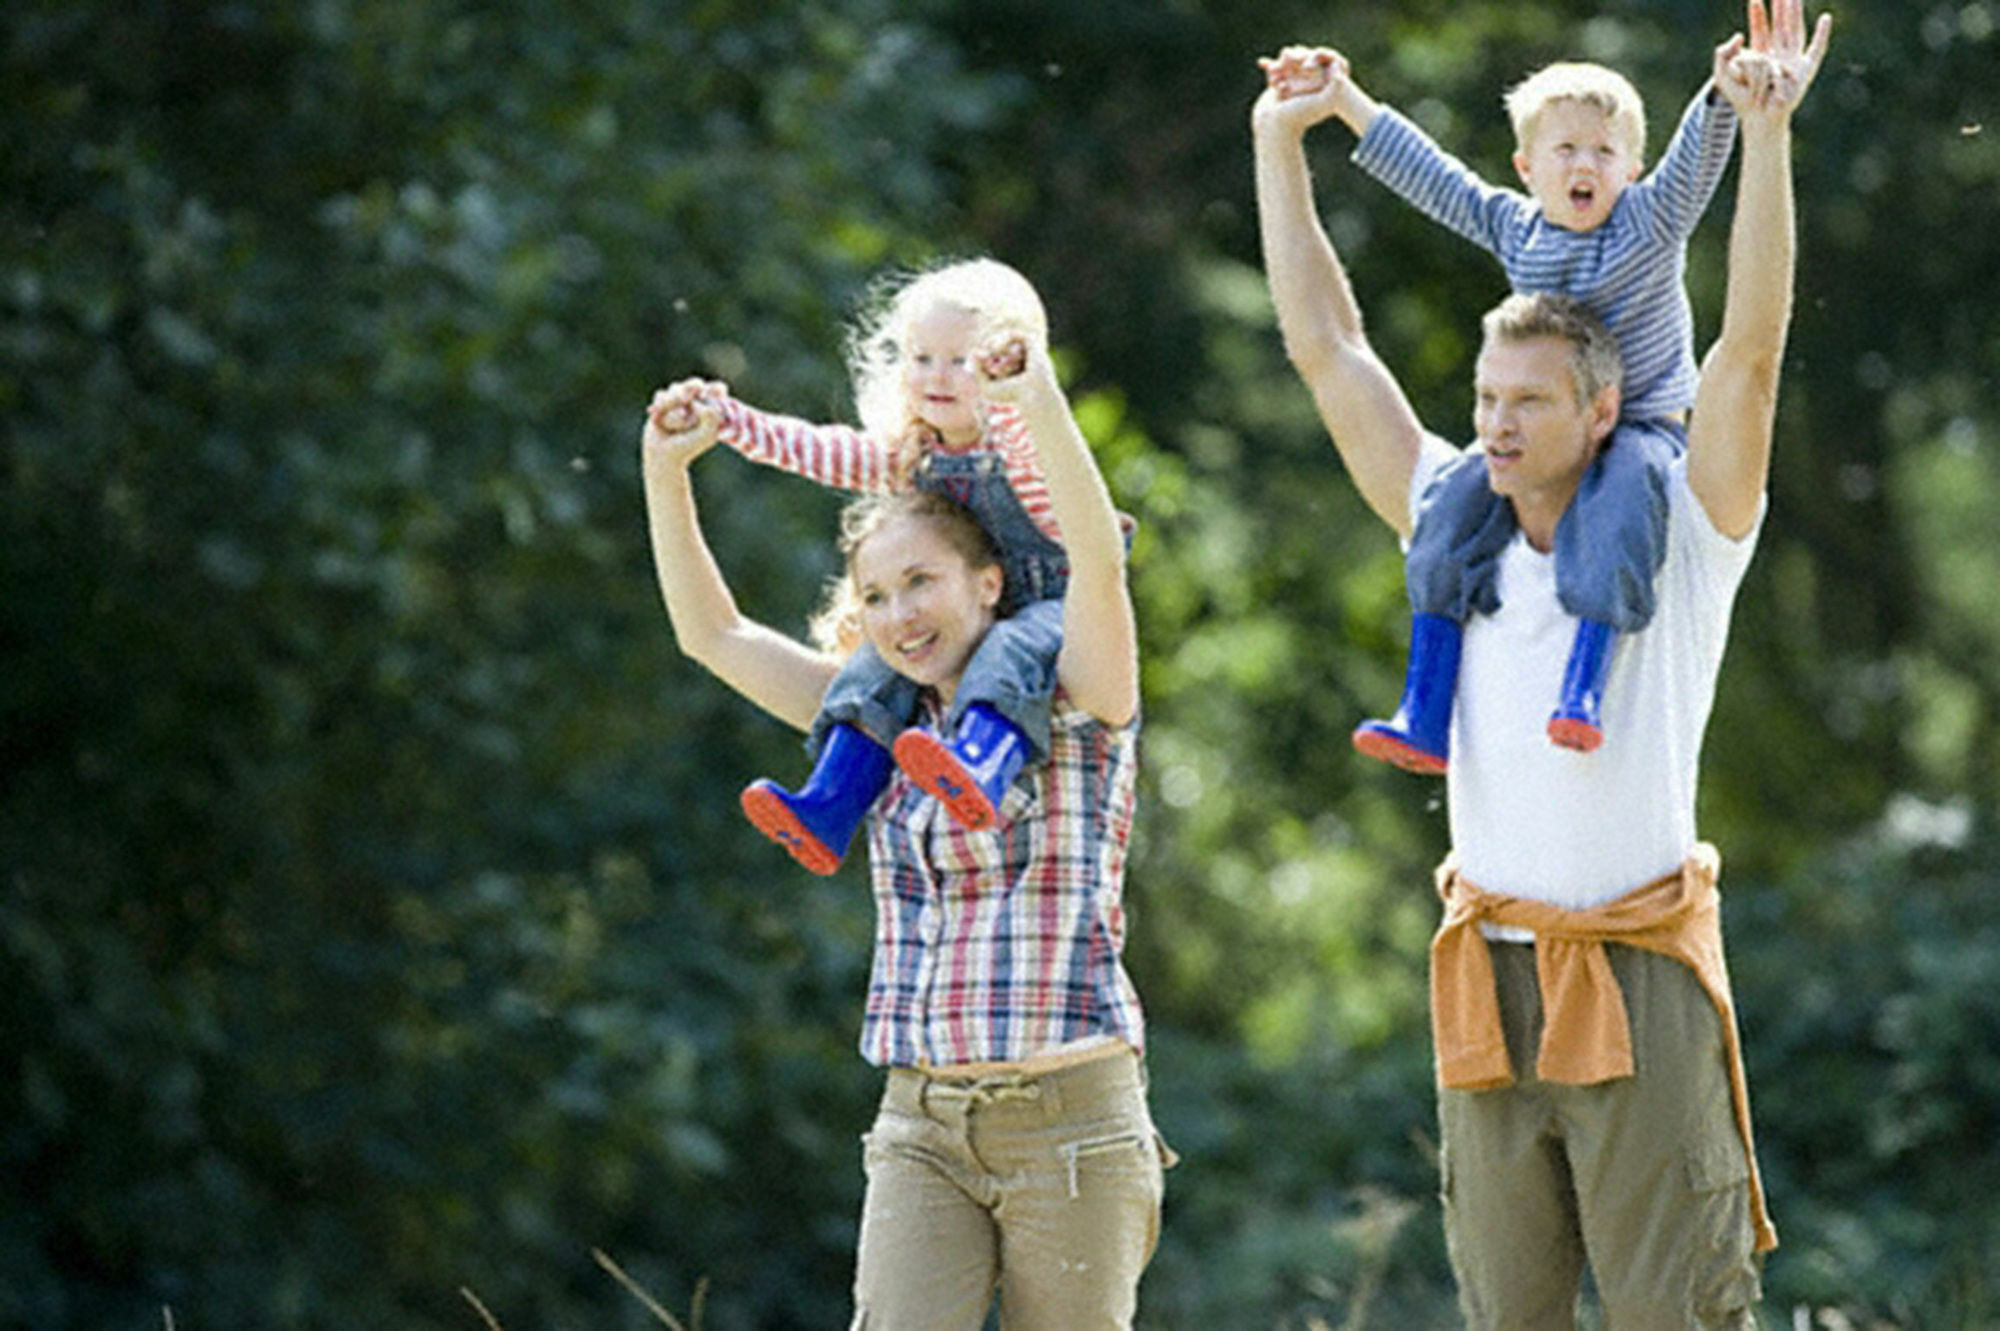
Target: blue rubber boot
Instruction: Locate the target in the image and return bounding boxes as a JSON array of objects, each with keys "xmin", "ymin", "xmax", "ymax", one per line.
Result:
[
  {"xmin": 1548, "ymin": 619, "xmax": 1616, "ymax": 752},
  {"xmin": 1352, "ymin": 613, "xmax": 1461, "ymax": 775},
  {"xmin": 740, "ymin": 723, "xmax": 894, "ymax": 874},
  {"xmin": 893, "ymin": 703, "xmax": 1031, "ymax": 831}
]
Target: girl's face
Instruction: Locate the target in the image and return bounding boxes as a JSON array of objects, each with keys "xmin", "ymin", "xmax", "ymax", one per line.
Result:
[
  {"xmin": 850, "ymin": 513, "xmax": 1002, "ymax": 704},
  {"xmin": 900, "ymin": 301, "xmax": 985, "ymax": 446}
]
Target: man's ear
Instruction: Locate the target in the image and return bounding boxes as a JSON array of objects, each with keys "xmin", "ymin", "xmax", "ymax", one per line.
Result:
[{"xmin": 1590, "ymin": 385, "xmax": 1622, "ymax": 449}]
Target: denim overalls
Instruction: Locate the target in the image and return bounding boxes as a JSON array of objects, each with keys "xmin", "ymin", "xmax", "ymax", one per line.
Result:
[
  {"xmin": 811, "ymin": 448, "xmax": 1069, "ymax": 760},
  {"xmin": 1407, "ymin": 417, "xmax": 1685, "ymax": 631}
]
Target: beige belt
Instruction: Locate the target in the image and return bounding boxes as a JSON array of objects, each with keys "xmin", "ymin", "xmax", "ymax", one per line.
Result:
[{"xmin": 913, "ymin": 1034, "xmax": 1130, "ymax": 1082}]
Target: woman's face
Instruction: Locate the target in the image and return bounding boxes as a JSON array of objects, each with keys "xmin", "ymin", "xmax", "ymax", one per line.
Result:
[
  {"xmin": 850, "ymin": 513, "xmax": 1002, "ymax": 703},
  {"xmin": 900, "ymin": 301, "xmax": 985, "ymax": 446}
]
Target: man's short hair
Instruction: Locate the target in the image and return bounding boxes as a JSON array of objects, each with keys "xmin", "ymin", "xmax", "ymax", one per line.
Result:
[
  {"xmin": 1504, "ymin": 61, "xmax": 1647, "ymax": 161},
  {"xmin": 1480, "ymin": 292, "xmax": 1625, "ymax": 406}
]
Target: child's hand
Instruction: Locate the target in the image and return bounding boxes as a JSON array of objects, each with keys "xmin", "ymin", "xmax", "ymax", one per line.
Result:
[
  {"xmin": 977, "ymin": 336, "xmax": 1029, "ymax": 384},
  {"xmin": 1261, "ymin": 47, "xmax": 1340, "ymax": 100},
  {"xmin": 971, "ymin": 332, "xmax": 1047, "ymax": 409},
  {"xmin": 643, "ymin": 379, "xmax": 725, "ymax": 466},
  {"xmin": 1715, "ymin": 0, "xmax": 1831, "ymax": 119},
  {"xmin": 650, "ymin": 376, "xmax": 726, "ymax": 434},
  {"xmin": 1718, "ymin": 46, "xmax": 1776, "ymax": 111},
  {"xmin": 1252, "ymin": 46, "xmax": 1378, "ymax": 139}
]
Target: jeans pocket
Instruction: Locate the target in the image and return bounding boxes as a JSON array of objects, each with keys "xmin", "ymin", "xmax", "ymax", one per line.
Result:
[{"xmin": 1057, "ymin": 1128, "xmax": 1154, "ymax": 1200}]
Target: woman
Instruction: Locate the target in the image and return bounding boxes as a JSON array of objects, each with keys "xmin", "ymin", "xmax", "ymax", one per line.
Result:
[{"xmin": 641, "ymin": 311, "xmax": 1169, "ymax": 1329}]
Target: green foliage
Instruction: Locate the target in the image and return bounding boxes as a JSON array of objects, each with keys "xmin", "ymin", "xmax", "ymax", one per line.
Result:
[{"xmin": 3, "ymin": 0, "xmax": 1998, "ymax": 1327}]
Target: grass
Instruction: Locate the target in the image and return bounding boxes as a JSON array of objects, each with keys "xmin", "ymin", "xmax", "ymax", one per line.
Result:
[{"xmin": 458, "ymin": 1250, "xmax": 709, "ymax": 1331}]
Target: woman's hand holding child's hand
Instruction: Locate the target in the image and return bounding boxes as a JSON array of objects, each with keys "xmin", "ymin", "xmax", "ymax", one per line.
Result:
[{"xmin": 644, "ymin": 378, "xmax": 726, "ymax": 467}]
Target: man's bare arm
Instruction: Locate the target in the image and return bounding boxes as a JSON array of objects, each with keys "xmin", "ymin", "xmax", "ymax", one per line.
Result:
[
  {"xmin": 1687, "ymin": 0, "xmax": 1832, "ymax": 539},
  {"xmin": 1253, "ymin": 49, "xmax": 1431, "ymax": 539}
]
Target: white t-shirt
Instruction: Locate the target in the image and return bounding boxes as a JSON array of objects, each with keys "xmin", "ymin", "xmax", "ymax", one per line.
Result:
[{"xmin": 1409, "ymin": 435, "xmax": 1762, "ymax": 917}]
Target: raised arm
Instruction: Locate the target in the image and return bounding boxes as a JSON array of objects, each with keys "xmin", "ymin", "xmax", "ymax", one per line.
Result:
[
  {"xmin": 709, "ymin": 389, "xmax": 906, "ymax": 495},
  {"xmin": 979, "ymin": 340, "xmax": 1138, "ymax": 726},
  {"xmin": 1686, "ymin": 0, "xmax": 1832, "ymax": 539},
  {"xmin": 1252, "ymin": 49, "xmax": 1431, "ymax": 539},
  {"xmin": 640, "ymin": 391, "xmax": 841, "ymax": 733},
  {"xmin": 1632, "ymin": 79, "xmax": 1740, "ymax": 239}
]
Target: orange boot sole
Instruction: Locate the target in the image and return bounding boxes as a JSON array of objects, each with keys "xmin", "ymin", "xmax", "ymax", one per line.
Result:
[
  {"xmin": 740, "ymin": 781, "xmax": 843, "ymax": 875},
  {"xmin": 892, "ymin": 730, "xmax": 999, "ymax": 830},
  {"xmin": 1546, "ymin": 716, "xmax": 1604, "ymax": 752},
  {"xmin": 1351, "ymin": 724, "xmax": 1448, "ymax": 775}
]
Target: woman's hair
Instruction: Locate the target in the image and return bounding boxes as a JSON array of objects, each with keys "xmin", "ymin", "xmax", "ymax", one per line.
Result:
[
  {"xmin": 807, "ymin": 490, "xmax": 1005, "ymax": 656},
  {"xmin": 1503, "ymin": 61, "xmax": 1648, "ymax": 161},
  {"xmin": 846, "ymin": 257, "xmax": 1049, "ymax": 444}
]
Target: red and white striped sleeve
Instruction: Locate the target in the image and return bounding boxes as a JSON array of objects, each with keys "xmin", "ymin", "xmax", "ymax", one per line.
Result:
[
  {"xmin": 714, "ymin": 395, "xmax": 904, "ymax": 495},
  {"xmin": 985, "ymin": 406, "xmax": 1063, "ymax": 544}
]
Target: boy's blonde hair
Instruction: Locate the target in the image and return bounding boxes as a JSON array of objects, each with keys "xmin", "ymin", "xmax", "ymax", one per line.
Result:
[
  {"xmin": 847, "ymin": 257, "xmax": 1049, "ymax": 444},
  {"xmin": 807, "ymin": 490, "xmax": 1005, "ymax": 656},
  {"xmin": 1504, "ymin": 62, "xmax": 1647, "ymax": 160}
]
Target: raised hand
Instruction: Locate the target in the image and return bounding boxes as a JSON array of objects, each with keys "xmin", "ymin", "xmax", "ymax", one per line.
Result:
[
  {"xmin": 1260, "ymin": 46, "xmax": 1343, "ymax": 101},
  {"xmin": 976, "ymin": 335, "xmax": 1028, "ymax": 384},
  {"xmin": 1719, "ymin": 0, "xmax": 1832, "ymax": 117},
  {"xmin": 643, "ymin": 380, "xmax": 724, "ymax": 467},
  {"xmin": 1252, "ymin": 45, "xmax": 1376, "ymax": 139},
  {"xmin": 1248, "ymin": 43, "xmax": 1376, "ymax": 139},
  {"xmin": 649, "ymin": 376, "xmax": 727, "ymax": 435},
  {"xmin": 970, "ymin": 329, "xmax": 1046, "ymax": 411}
]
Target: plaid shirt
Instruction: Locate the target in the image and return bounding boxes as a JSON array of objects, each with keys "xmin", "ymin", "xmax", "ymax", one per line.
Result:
[
  {"xmin": 859, "ymin": 692, "xmax": 1145, "ymax": 1067},
  {"xmin": 713, "ymin": 396, "xmax": 1062, "ymax": 543}
]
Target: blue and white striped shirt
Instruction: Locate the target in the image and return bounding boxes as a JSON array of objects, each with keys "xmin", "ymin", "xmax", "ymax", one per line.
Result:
[{"xmin": 1353, "ymin": 86, "xmax": 1738, "ymax": 421}]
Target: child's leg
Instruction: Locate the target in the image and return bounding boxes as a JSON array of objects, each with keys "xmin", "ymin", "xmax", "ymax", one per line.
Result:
[
  {"xmin": 1354, "ymin": 454, "xmax": 1512, "ymax": 774},
  {"xmin": 1407, "ymin": 451, "xmax": 1512, "ymax": 624},
  {"xmin": 811, "ymin": 640, "xmax": 923, "ymax": 756},
  {"xmin": 740, "ymin": 643, "xmax": 915, "ymax": 874},
  {"xmin": 1552, "ymin": 421, "xmax": 1679, "ymax": 633},
  {"xmin": 894, "ymin": 599, "xmax": 1062, "ymax": 831},
  {"xmin": 946, "ymin": 598, "xmax": 1063, "ymax": 757},
  {"xmin": 1546, "ymin": 422, "xmax": 1679, "ymax": 752}
]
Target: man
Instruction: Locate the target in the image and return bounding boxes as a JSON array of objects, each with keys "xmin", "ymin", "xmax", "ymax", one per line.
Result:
[{"xmin": 1251, "ymin": 1, "xmax": 1830, "ymax": 1326}]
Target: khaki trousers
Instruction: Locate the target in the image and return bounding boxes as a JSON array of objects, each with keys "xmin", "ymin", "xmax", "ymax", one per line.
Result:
[
  {"xmin": 1440, "ymin": 942, "xmax": 1764, "ymax": 1329},
  {"xmin": 850, "ymin": 1050, "xmax": 1167, "ymax": 1330}
]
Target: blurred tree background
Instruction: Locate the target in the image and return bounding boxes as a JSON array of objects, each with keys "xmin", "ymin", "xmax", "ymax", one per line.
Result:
[{"xmin": 3, "ymin": 0, "xmax": 1995, "ymax": 1326}]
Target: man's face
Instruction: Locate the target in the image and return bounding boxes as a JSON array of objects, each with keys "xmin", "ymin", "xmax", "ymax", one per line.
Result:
[
  {"xmin": 1473, "ymin": 336, "xmax": 1614, "ymax": 518},
  {"xmin": 1513, "ymin": 99, "xmax": 1643, "ymax": 233}
]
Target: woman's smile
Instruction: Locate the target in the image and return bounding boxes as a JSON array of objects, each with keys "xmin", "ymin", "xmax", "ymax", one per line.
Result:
[{"xmin": 851, "ymin": 514, "xmax": 1002, "ymax": 705}]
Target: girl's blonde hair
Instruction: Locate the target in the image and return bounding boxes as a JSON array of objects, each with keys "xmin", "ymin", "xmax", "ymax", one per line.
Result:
[
  {"xmin": 846, "ymin": 257, "xmax": 1049, "ymax": 445},
  {"xmin": 1503, "ymin": 61, "xmax": 1648, "ymax": 160},
  {"xmin": 807, "ymin": 490, "xmax": 1005, "ymax": 656}
]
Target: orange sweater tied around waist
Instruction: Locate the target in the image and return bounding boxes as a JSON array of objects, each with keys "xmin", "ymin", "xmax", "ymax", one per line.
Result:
[{"xmin": 1430, "ymin": 843, "xmax": 1777, "ymax": 1253}]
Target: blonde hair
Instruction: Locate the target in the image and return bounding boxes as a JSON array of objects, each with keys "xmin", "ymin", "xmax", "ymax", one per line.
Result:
[
  {"xmin": 1481, "ymin": 292, "xmax": 1625, "ymax": 406},
  {"xmin": 1504, "ymin": 62, "xmax": 1647, "ymax": 160},
  {"xmin": 807, "ymin": 491, "xmax": 1004, "ymax": 656},
  {"xmin": 846, "ymin": 257, "xmax": 1050, "ymax": 445}
]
